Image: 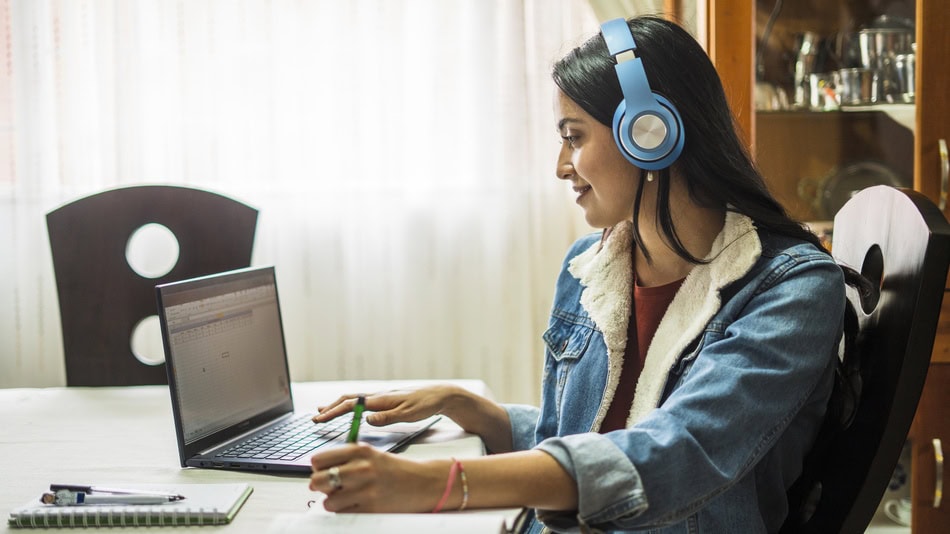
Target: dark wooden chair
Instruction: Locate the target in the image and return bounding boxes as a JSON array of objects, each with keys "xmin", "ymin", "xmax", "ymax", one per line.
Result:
[
  {"xmin": 782, "ymin": 185, "xmax": 950, "ymax": 533},
  {"xmin": 47, "ymin": 185, "xmax": 258, "ymax": 386}
]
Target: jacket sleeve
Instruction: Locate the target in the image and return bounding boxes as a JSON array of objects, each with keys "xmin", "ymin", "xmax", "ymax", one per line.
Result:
[{"xmin": 502, "ymin": 404, "xmax": 541, "ymax": 452}]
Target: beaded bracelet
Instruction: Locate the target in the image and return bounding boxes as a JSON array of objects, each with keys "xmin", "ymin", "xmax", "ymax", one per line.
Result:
[{"xmin": 456, "ymin": 459, "xmax": 469, "ymax": 511}]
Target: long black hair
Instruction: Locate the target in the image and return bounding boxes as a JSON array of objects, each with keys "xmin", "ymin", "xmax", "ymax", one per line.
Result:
[
  {"xmin": 553, "ymin": 16, "xmax": 876, "ymax": 528},
  {"xmin": 552, "ymin": 16, "xmax": 823, "ymax": 262}
]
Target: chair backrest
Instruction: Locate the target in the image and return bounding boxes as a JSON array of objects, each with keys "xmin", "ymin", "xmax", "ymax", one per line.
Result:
[
  {"xmin": 47, "ymin": 185, "xmax": 258, "ymax": 387},
  {"xmin": 782, "ymin": 185, "xmax": 950, "ymax": 533}
]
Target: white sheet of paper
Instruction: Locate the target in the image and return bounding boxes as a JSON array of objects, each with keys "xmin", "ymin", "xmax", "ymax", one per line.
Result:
[
  {"xmin": 268, "ymin": 508, "xmax": 513, "ymax": 534},
  {"xmin": 398, "ymin": 435, "xmax": 487, "ymax": 460}
]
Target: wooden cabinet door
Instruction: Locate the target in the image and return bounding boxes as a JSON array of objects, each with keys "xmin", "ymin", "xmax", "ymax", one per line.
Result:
[
  {"xmin": 706, "ymin": 0, "xmax": 754, "ymax": 145},
  {"xmin": 914, "ymin": 2, "xmax": 950, "ymax": 529},
  {"xmin": 911, "ymin": 363, "xmax": 950, "ymax": 531},
  {"xmin": 913, "ymin": 0, "xmax": 950, "ymax": 206},
  {"xmin": 916, "ymin": 0, "xmax": 950, "ymax": 366}
]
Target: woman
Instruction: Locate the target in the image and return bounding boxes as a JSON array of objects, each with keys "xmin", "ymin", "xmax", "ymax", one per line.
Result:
[{"xmin": 308, "ymin": 16, "xmax": 853, "ymax": 533}]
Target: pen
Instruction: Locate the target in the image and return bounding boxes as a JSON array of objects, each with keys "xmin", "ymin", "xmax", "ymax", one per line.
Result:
[
  {"xmin": 48, "ymin": 484, "xmax": 185, "ymax": 501},
  {"xmin": 41, "ymin": 491, "xmax": 178, "ymax": 506},
  {"xmin": 347, "ymin": 395, "xmax": 366, "ymax": 443}
]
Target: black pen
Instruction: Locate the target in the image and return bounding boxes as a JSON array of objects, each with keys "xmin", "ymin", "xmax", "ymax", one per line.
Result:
[{"xmin": 347, "ymin": 395, "xmax": 366, "ymax": 443}]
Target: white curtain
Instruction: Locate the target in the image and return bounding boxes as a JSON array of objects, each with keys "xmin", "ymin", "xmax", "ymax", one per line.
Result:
[
  {"xmin": 0, "ymin": 0, "xmax": 599, "ymax": 405},
  {"xmin": 586, "ymin": 0, "xmax": 704, "ymax": 43},
  {"xmin": 587, "ymin": 0, "xmax": 664, "ymax": 20}
]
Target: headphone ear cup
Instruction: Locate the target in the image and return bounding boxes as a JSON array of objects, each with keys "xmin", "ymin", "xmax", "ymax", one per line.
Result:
[
  {"xmin": 600, "ymin": 18, "xmax": 686, "ymax": 171},
  {"xmin": 612, "ymin": 93, "xmax": 684, "ymax": 171}
]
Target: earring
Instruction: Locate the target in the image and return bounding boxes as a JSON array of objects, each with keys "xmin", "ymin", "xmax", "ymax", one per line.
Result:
[{"xmin": 646, "ymin": 173, "xmax": 655, "ymax": 182}]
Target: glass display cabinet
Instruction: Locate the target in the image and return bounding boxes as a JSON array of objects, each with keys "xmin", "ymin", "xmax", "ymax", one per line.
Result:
[{"xmin": 701, "ymin": 0, "xmax": 949, "ymax": 531}]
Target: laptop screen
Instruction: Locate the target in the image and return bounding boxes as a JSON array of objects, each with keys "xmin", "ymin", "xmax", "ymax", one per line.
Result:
[{"xmin": 157, "ymin": 267, "xmax": 293, "ymax": 446}]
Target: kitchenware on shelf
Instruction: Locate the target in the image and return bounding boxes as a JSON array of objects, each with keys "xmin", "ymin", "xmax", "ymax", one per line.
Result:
[
  {"xmin": 853, "ymin": 26, "xmax": 914, "ymax": 104},
  {"xmin": 807, "ymin": 73, "xmax": 838, "ymax": 111},
  {"xmin": 798, "ymin": 161, "xmax": 906, "ymax": 219},
  {"xmin": 793, "ymin": 32, "xmax": 821, "ymax": 108},
  {"xmin": 755, "ymin": 81, "xmax": 790, "ymax": 111},
  {"xmin": 831, "ymin": 31, "xmax": 862, "ymax": 71},
  {"xmin": 836, "ymin": 68, "xmax": 879, "ymax": 106},
  {"xmin": 892, "ymin": 52, "xmax": 915, "ymax": 103},
  {"xmin": 857, "ymin": 28, "xmax": 914, "ymax": 70},
  {"xmin": 883, "ymin": 497, "xmax": 912, "ymax": 526},
  {"xmin": 868, "ymin": 14, "xmax": 915, "ymax": 31}
]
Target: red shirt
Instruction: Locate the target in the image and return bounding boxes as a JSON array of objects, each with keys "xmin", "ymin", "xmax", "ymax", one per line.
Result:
[{"xmin": 600, "ymin": 276, "xmax": 684, "ymax": 433}]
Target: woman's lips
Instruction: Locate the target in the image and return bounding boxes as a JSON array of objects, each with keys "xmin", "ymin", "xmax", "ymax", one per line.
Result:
[{"xmin": 574, "ymin": 185, "xmax": 591, "ymax": 203}]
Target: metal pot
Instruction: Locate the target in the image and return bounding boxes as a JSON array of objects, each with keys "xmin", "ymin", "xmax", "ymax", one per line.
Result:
[
  {"xmin": 836, "ymin": 68, "xmax": 879, "ymax": 106},
  {"xmin": 892, "ymin": 53, "xmax": 915, "ymax": 103},
  {"xmin": 857, "ymin": 29, "xmax": 914, "ymax": 69}
]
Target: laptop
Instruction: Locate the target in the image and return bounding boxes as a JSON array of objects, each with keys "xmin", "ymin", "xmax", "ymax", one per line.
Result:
[{"xmin": 155, "ymin": 265, "xmax": 440, "ymax": 473}]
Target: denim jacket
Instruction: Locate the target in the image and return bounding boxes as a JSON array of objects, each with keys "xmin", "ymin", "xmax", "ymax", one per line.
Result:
[{"xmin": 503, "ymin": 211, "xmax": 845, "ymax": 533}]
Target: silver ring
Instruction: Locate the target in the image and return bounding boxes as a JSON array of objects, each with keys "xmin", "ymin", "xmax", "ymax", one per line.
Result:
[{"xmin": 327, "ymin": 466, "xmax": 343, "ymax": 491}]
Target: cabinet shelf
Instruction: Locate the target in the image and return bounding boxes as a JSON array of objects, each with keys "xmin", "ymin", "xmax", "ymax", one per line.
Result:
[
  {"xmin": 755, "ymin": 105, "xmax": 914, "ymax": 221},
  {"xmin": 757, "ymin": 104, "xmax": 915, "ymax": 133},
  {"xmin": 840, "ymin": 104, "xmax": 915, "ymax": 132}
]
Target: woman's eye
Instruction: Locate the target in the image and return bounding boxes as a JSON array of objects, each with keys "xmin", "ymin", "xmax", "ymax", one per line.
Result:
[{"xmin": 561, "ymin": 135, "xmax": 579, "ymax": 147}]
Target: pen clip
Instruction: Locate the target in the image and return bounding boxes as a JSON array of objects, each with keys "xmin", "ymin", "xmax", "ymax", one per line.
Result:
[{"xmin": 49, "ymin": 484, "xmax": 92, "ymax": 493}]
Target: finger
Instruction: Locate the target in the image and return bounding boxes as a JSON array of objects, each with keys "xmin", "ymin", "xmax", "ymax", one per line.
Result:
[
  {"xmin": 322, "ymin": 394, "xmax": 396, "ymax": 424},
  {"xmin": 308, "ymin": 457, "xmax": 375, "ymax": 506},
  {"xmin": 365, "ymin": 410, "xmax": 395, "ymax": 426},
  {"xmin": 335, "ymin": 502, "xmax": 363, "ymax": 513},
  {"xmin": 363, "ymin": 398, "xmax": 424, "ymax": 425},
  {"xmin": 310, "ymin": 443, "xmax": 364, "ymax": 472},
  {"xmin": 323, "ymin": 492, "xmax": 367, "ymax": 513},
  {"xmin": 313, "ymin": 394, "xmax": 362, "ymax": 421},
  {"xmin": 320, "ymin": 477, "xmax": 373, "ymax": 512},
  {"xmin": 319, "ymin": 463, "xmax": 376, "ymax": 513},
  {"xmin": 316, "ymin": 393, "xmax": 361, "ymax": 413},
  {"xmin": 308, "ymin": 465, "xmax": 340, "ymax": 494}
]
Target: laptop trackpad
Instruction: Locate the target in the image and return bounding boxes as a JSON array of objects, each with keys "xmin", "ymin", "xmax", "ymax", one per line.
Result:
[{"xmin": 358, "ymin": 417, "xmax": 440, "ymax": 444}]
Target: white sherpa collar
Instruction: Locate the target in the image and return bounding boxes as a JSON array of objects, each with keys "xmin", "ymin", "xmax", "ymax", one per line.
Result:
[
  {"xmin": 567, "ymin": 223, "xmax": 634, "ymax": 431},
  {"xmin": 567, "ymin": 211, "xmax": 761, "ymax": 431}
]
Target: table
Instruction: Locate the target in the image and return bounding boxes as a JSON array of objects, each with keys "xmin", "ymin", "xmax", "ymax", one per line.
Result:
[{"xmin": 0, "ymin": 380, "xmax": 494, "ymax": 532}]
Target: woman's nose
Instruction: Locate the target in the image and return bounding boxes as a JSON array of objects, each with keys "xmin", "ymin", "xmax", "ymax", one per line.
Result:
[{"xmin": 556, "ymin": 148, "xmax": 573, "ymax": 180}]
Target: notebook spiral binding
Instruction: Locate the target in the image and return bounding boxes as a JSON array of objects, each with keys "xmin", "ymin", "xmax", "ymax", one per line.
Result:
[{"xmin": 11, "ymin": 506, "xmax": 223, "ymax": 528}]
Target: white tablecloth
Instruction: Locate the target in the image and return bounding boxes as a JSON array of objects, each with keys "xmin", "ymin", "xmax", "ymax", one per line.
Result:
[{"xmin": 0, "ymin": 380, "xmax": 491, "ymax": 533}]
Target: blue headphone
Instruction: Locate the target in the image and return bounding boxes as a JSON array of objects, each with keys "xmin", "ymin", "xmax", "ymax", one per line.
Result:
[{"xmin": 600, "ymin": 18, "xmax": 684, "ymax": 171}]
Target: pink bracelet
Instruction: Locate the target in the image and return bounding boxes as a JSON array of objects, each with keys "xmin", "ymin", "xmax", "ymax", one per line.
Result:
[{"xmin": 432, "ymin": 459, "xmax": 460, "ymax": 513}]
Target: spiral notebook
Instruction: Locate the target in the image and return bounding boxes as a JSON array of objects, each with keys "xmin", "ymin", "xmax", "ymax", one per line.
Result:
[{"xmin": 7, "ymin": 483, "xmax": 252, "ymax": 528}]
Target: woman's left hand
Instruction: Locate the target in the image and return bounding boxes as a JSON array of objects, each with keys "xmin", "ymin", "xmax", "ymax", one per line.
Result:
[{"xmin": 309, "ymin": 443, "xmax": 445, "ymax": 513}]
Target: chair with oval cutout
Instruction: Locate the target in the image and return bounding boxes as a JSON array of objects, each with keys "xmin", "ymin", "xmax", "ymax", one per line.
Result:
[
  {"xmin": 47, "ymin": 185, "xmax": 258, "ymax": 386},
  {"xmin": 781, "ymin": 185, "xmax": 950, "ymax": 532}
]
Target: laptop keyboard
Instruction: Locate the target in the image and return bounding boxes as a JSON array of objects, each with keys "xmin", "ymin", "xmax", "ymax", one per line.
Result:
[{"xmin": 216, "ymin": 414, "xmax": 354, "ymax": 462}]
